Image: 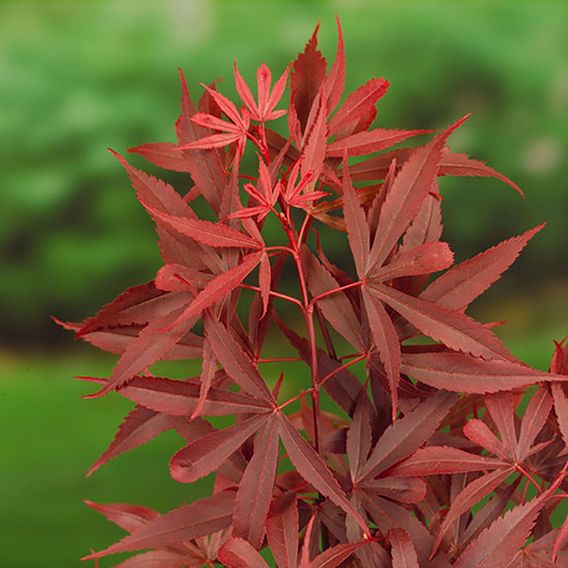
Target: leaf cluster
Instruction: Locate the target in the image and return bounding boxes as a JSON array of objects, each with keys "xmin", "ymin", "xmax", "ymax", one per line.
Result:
[{"xmin": 60, "ymin": 21, "xmax": 568, "ymax": 567}]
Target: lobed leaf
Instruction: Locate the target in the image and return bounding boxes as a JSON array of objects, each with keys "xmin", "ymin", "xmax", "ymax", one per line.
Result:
[
  {"xmin": 388, "ymin": 446, "xmax": 507, "ymax": 477},
  {"xmin": 170, "ymin": 413, "xmax": 270, "ymax": 483},
  {"xmin": 366, "ymin": 115, "xmax": 469, "ymax": 271},
  {"xmin": 312, "ymin": 541, "xmax": 369, "ymax": 568},
  {"xmin": 114, "ymin": 550, "xmax": 190, "ymax": 567},
  {"xmin": 128, "ymin": 142, "xmax": 188, "ymax": 172},
  {"xmin": 233, "ymin": 415, "xmax": 280, "ymax": 549},
  {"xmin": 144, "ymin": 206, "xmax": 262, "ymax": 250},
  {"xmin": 389, "ymin": 528, "xmax": 420, "ymax": 568},
  {"xmin": 206, "ymin": 315, "xmax": 275, "ymax": 403},
  {"xmin": 167, "ymin": 251, "xmax": 263, "ymax": 329},
  {"xmin": 362, "ymin": 288, "xmax": 401, "ymax": 419},
  {"xmin": 421, "ymin": 225, "xmax": 544, "ymax": 311},
  {"xmin": 324, "ymin": 17, "xmax": 345, "ymax": 112},
  {"xmin": 329, "ymin": 78, "xmax": 389, "ymax": 136},
  {"xmin": 342, "ymin": 158, "xmax": 370, "ymax": 276},
  {"xmin": 218, "ymin": 537, "xmax": 270, "ymax": 568},
  {"xmin": 327, "ymin": 128, "xmax": 431, "ymax": 157},
  {"xmin": 278, "ymin": 414, "xmax": 370, "ymax": 535},
  {"xmin": 453, "ymin": 481, "xmax": 560, "ymax": 568},
  {"xmin": 431, "ymin": 467, "xmax": 514, "ymax": 557},
  {"xmin": 372, "ymin": 283, "xmax": 514, "ymax": 361},
  {"xmin": 87, "ymin": 406, "xmax": 181, "ymax": 476},
  {"xmin": 266, "ymin": 492, "xmax": 299, "ymax": 568},
  {"xmin": 84, "ymin": 491, "xmax": 235, "ymax": 559},
  {"xmin": 79, "ymin": 375, "xmax": 270, "ymax": 417},
  {"xmin": 401, "ymin": 349, "xmax": 564, "ymax": 394},
  {"xmin": 358, "ymin": 391, "xmax": 457, "ymax": 481},
  {"xmin": 85, "ymin": 500, "xmax": 160, "ymax": 534}
]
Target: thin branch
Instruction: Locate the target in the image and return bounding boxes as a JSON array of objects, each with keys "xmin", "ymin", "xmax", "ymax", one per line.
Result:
[
  {"xmin": 310, "ymin": 280, "xmax": 364, "ymax": 307},
  {"xmin": 239, "ymin": 284, "xmax": 304, "ymax": 309}
]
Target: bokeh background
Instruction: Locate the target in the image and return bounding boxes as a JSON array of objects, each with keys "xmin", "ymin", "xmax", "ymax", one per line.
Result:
[{"xmin": 1, "ymin": 0, "xmax": 567, "ymax": 565}]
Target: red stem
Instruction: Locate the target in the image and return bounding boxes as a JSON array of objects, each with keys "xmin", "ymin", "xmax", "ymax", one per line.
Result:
[
  {"xmin": 279, "ymin": 387, "xmax": 315, "ymax": 411},
  {"xmin": 277, "ymin": 208, "xmax": 322, "ymax": 453},
  {"xmin": 515, "ymin": 464, "xmax": 542, "ymax": 494},
  {"xmin": 239, "ymin": 284, "xmax": 303, "ymax": 309},
  {"xmin": 310, "ymin": 280, "xmax": 363, "ymax": 307},
  {"xmin": 319, "ymin": 354, "xmax": 367, "ymax": 388}
]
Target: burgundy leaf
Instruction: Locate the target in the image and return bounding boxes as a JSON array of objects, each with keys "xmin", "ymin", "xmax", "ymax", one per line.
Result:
[
  {"xmin": 299, "ymin": 513, "xmax": 316, "ymax": 567},
  {"xmin": 166, "ymin": 251, "xmax": 263, "ymax": 329},
  {"xmin": 421, "ymin": 225, "xmax": 544, "ymax": 311},
  {"xmin": 128, "ymin": 142, "xmax": 188, "ymax": 172},
  {"xmin": 191, "ymin": 338, "xmax": 217, "ymax": 420},
  {"xmin": 114, "ymin": 550, "xmax": 189, "ymax": 568},
  {"xmin": 552, "ymin": 383, "xmax": 568, "ymax": 446},
  {"xmin": 77, "ymin": 283, "xmax": 189, "ymax": 336},
  {"xmin": 304, "ymin": 248, "xmax": 364, "ymax": 350},
  {"xmin": 312, "ymin": 541, "xmax": 369, "ymax": 568},
  {"xmin": 301, "ymin": 88, "xmax": 327, "ymax": 185},
  {"xmin": 88, "ymin": 309, "xmax": 197, "ymax": 397},
  {"xmin": 85, "ymin": 500, "xmax": 160, "ymax": 534},
  {"xmin": 362, "ymin": 287, "xmax": 401, "ymax": 419},
  {"xmin": 81, "ymin": 326, "xmax": 201, "ymax": 360},
  {"xmin": 389, "ymin": 528, "xmax": 419, "ymax": 568},
  {"xmin": 349, "ymin": 147, "xmax": 523, "ymax": 197},
  {"xmin": 401, "ymin": 349, "xmax": 562, "ymax": 394},
  {"xmin": 463, "ymin": 418, "xmax": 508, "ymax": 459},
  {"xmin": 400, "ymin": 192, "xmax": 443, "ymax": 252},
  {"xmin": 144, "ymin": 207, "xmax": 262, "ymax": 250},
  {"xmin": 346, "ymin": 390, "xmax": 373, "ymax": 481},
  {"xmin": 259, "ymin": 251, "xmax": 271, "ymax": 317},
  {"xmin": 363, "ymin": 496, "xmax": 439, "ymax": 567},
  {"xmin": 388, "ymin": 446, "xmax": 507, "ymax": 477},
  {"xmin": 176, "ymin": 69, "xmax": 226, "ymax": 210},
  {"xmin": 367, "ymin": 115, "xmax": 469, "ymax": 270},
  {"xmin": 342, "ymin": 158, "xmax": 369, "ymax": 275},
  {"xmin": 170, "ymin": 413, "xmax": 270, "ymax": 483},
  {"xmin": 266, "ymin": 492, "xmax": 299, "ymax": 568},
  {"xmin": 87, "ymin": 406, "xmax": 181, "ymax": 476},
  {"xmin": 431, "ymin": 467, "xmax": 514, "ymax": 557},
  {"xmin": 360, "ymin": 477, "xmax": 427, "ymax": 504},
  {"xmin": 218, "ymin": 537, "xmax": 270, "ymax": 568},
  {"xmin": 372, "ymin": 283, "xmax": 513, "ymax": 361},
  {"xmin": 358, "ymin": 391, "xmax": 457, "ymax": 481},
  {"xmin": 484, "ymin": 391, "xmax": 517, "ymax": 457},
  {"xmin": 322, "ymin": 19, "xmax": 345, "ymax": 114},
  {"xmin": 554, "ymin": 516, "xmax": 568, "ymax": 564},
  {"xmin": 110, "ymin": 150, "xmax": 189, "ymax": 215},
  {"xmin": 289, "ymin": 25, "xmax": 327, "ymax": 133},
  {"xmin": 369, "ymin": 241, "xmax": 454, "ymax": 282},
  {"xmin": 437, "ymin": 149, "xmax": 524, "ymax": 197},
  {"xmin": 278, "ymin": 414, "xmax": 369, "ymax": 534},
  {"xmin": 512, "ymin": 531, "xmax": 568, "ymax": 568},
  {"xmin": 155, "ymin": 264, "xmax": 213, "ymax": 292},
  {"xmin": 205, "ymin": 315, "xmax": 275, "ymax": 403},
  {"xmin": 79, "ymin": 375, "xmax": 270, "ymax": 417},
  {"xmin": 233, "ymin": 415, "xmax": 280, "ymax": 549},
  {"xmin": 453, "ymin": 480, "xmax": 561, "ymax": 568},
  {"xmin": 329, "ymin": 78, "xmax": 389, "ymax": 136},
  {"xmin": 327, "ymin": 128, "xmax": 430, "ymax": 157},
  {"xmin": 84, "ymin": 490, "xmax": 235, "ymax": 559}
]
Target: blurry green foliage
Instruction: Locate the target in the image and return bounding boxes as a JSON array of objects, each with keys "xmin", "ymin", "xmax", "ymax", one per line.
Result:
[{"xmin": 1, "ymin": 0, "xmax": 567, "ymax": 345}]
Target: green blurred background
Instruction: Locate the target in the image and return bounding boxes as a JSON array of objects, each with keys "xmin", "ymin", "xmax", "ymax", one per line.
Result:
[{"xmin": 1, "ymin": 0, "xmax": 566, "ymax": 565}]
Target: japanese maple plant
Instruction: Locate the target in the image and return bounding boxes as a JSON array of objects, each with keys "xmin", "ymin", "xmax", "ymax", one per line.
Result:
[{"xmin": 59, "ymin": 21, "xmax": 568, "ymax": 567}]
